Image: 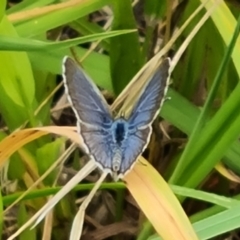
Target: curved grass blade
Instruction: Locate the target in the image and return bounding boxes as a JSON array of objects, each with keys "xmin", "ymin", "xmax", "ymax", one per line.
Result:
[
  {"xmin": 124, "ymin": 157, "xmax": 198, "ymax": 240},
  {"xmin": 0, "ymin": 30, "xmax": 136, "ymax": 52}
]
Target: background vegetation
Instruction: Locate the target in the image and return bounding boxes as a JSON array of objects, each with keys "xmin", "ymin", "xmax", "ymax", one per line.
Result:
[{"xmin": 1, "ymin": 0, "xmax": 240, "ymax": 239}]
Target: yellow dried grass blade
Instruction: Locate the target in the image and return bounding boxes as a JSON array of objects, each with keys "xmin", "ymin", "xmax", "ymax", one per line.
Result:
[
  {"xmin": 4, "ymin": 143, "xmax": 76, "ymax": 214},
  {"xmin": 111, "ymin": 0, "xmax": 211, "ymax": 115},
  {"xmin": 124, "ymin": 157, "xmax": 198, "ymax": 240},
  {"xmin": 70, "ymin": 171, "xmax": 108, "ymax": 240},
  {"xmin": 0, "ymin": 126, "xmax": 79, "ymax": 168},
  {"xmin": 215, "ymin": 162, "xmax": 240, "ymax": 183},
  {"xmin": 7, "ymin": 160, "xmax": 96, "ymax": 240},
  {"xmin": 8, "ymin": 0, "xmax": 86, "ymax": 23}
]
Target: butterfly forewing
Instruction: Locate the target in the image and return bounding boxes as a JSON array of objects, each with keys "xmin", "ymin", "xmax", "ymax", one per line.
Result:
[
  {"xmin": 118, "ymin": 58, "xmax": 170, "ymax": 177},
  {"xmin": 63, "ymin": 57, "xmax": 112, "ymax": 127},
  {"xmin": 128, "ymin": 58, "xmax": 170, "ymax": 128}
]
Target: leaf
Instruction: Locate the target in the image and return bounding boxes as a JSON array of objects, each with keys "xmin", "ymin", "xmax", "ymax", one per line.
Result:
[
  {"xmin": 0, "ymin": 126, "xmax": 78, "ymax": 169},
  {"xmin": 124, "ymin": 158, "xmax": 198, "ymax": 240},
  {"xmin": 12, "ymin": 0, "xmax": 113, "ymax": 37},
  {"xmin": 0, "ymin": 16, "xmax": 36, "ymax": 129},
  {"xmin": 36, "ymin": 138, "xmax": 65, "ymax": 185},
  {"xmin": 0, "ymin": 0, "xmax": 6, "ymax": 22},
  {"xmin": 17, "ymin": 204, "xmax": 37, "ymax": 240},
  {"xmin": 110, "ymin": 0, "xmax": 142, "ymax": 94},
  {"xmin": 0, "ymin": 30, "xmax": 136, "ymax": 52}
]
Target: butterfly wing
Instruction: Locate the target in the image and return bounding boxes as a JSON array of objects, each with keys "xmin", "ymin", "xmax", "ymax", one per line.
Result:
[
  {"xmin": 78, "ymin": 123, "xmax": 113, "ymax": 172},
  {"xmin": 119, "ymin": 58, "xmax": 170, "ymax": 176},
  {"xmin": 63, "ymin": 57, "xmax": 112, "ymax": 127},
  {"xmin": 62, "ymin": 57, "xmax": 114, "ymax": 171},
  {"xmin": 128, "ymin": 58, "xmax": 170, "ymax": 127},
  {"xmin": 117, "ymin": 127, "xmax": 151, "ymax": 178}
]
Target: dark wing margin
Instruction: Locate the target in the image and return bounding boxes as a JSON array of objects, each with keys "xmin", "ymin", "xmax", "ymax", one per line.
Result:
[{"xmin": 128, "ymin": 58, "xmax": 170, "ymax": 128}]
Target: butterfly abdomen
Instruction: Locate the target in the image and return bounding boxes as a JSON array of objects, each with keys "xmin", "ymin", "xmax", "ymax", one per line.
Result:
[{"xmin": 112, "ymin": 147, "xmax": 122, "ymax": 172}]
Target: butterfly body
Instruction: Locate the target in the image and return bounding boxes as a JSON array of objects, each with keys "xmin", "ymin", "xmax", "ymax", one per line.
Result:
[
  {"xmin": 110, "ymin": 118, "xmax": 129, "ymax": 172},
  {"xmin": 63, "ymin": 57, "xmax": 170, "ymax": 180}
]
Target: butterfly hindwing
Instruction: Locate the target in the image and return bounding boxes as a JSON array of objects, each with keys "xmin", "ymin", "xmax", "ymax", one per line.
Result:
[
  {"xmin": 119, "ymin": 127, "xmax": 151, "ymax": 176},
  {"xmin": 79, "ymin": 122, "xmax": 113, "ymax": 171}
]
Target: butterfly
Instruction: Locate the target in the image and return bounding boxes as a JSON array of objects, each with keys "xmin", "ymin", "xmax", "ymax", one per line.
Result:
[{"xmin": 62, "ymin": 57, "xmax": 170, "ymax": 181}]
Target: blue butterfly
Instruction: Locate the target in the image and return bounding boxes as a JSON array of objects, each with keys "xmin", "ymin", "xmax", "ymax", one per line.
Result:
[{"xmin": 62, "ymin": 57, "xmax": 170, "ymax": 180}]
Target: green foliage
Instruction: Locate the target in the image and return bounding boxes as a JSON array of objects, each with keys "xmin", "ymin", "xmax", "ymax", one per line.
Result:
[
  {"xmin": 1, "ymin": 0, "xmax": 240, "ymax": 240},
  {"xmin": 17, "ymin": 204, "xmax": 36, "ymax": 240},
  {"xmin": 36, "ymin": 138, "xmax": 65, "ymax": 185},
  {"xmin": 110, "ymin": 0, "xmax": 142, "ymax": 94}
]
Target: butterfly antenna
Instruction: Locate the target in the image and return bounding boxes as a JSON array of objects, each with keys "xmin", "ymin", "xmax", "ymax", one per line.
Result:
[{"xmin": 70, "ymin": 47, "xmax": 83, "ymax": 68}]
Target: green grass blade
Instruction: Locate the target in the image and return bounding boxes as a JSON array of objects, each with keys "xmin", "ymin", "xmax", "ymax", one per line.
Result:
[
  {"xmin": 169, "ymin": 14, "xmax": 240, "ymax": 185},
  {"xmin": 110, "ymin": 0, "xmax": 142, "ymax": 94},
  {"xmin": 0, "ymin": 16, "xmax": 36, "ymax": 129},
  {"xmin": 0, "ymin": 30, "xmax": 135, "ymax": 51},
  {"xmin": 162, "ymin": 88, "xmax": 240, "ymax": 178},
  {"xmin": 149, "ymin": 204, "xmax": 240, "ymax": 240},
  {"xmin": 193, "ymin": 205, "xmax": 240, "ymax": 240},
  {"xmin": 6, "ymin": 0, "xmax": 54, "ymax": 14},
  {"xmin": 14, "ymin": 0, "xmax": 113, "ymax": 37},
  {"xmin": 0, "ymin": 0, "xmax": 6, "ymax": 22}
]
